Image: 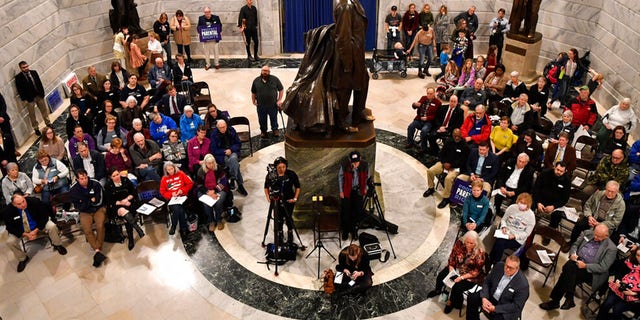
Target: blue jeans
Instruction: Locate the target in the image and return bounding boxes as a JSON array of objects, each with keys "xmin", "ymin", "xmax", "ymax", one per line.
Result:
[
  {"xmin": 137, "ymin": 166, "xmax": 161, "ymax": 182},
  {"xmin": 162, "ymin": 40, "xmax": 172, "ymax": 66},
  {"xmin": 404, "ymin": 30, "xmax": 416, "ymax": 56},
  {"xmin": 169, "ymin": 204, "xmax": 188, "ymax": 231},
  {"xmin": 257, "ymin": 105, "xmax": 278, "ymax": 134},
  {"xmin": 202, "ymin": 190, "xmax": 227, "ymax": 224},
  {"xmin": 407, "ymin": 120, "xmax": 432, "ymax": 151},
  {"xmin": 41, "ymin": 184, "xmax": 69, "ymax": 205},
  {"xmin": 417, "ymin": 44, "xmax": 434, "ymax": 70},
  {"xmin": 225, "ymin": 153, "xmax": 244, "ymax": 185}
]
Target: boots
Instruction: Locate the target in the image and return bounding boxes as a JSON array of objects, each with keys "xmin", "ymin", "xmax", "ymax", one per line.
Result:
[
  {"xmin": 127, "ymin": 228, "xmax": 135, "ymax": 251},
  {"xmin": 424, "ymin": 61, "xmax": 432, "ymax": 76},
  {"xmin": 125, "ymin": 212, "xmax": 145, "ymax": 239},
  {"xmin": 418, "ymin": 66, "xmax": 425, "ymax": 79}
]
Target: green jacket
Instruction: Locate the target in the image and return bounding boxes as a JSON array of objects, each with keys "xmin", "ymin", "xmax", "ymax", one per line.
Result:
[
  {"xmin": 583, "ymin": 190, "xmax": 626, "ymax": 231},
  {"xmin": 588, "ymin": 154, "xmax": 629, "ymax": 188}
]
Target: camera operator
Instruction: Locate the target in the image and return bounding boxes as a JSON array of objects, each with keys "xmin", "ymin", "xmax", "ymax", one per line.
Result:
[
  {"xmin": 263, "ymin": 157, "xmax": 300, "ymax": 245},
  {"xmin": 339, "ymin": 151, "xmax": 369, "ymax": 241}
]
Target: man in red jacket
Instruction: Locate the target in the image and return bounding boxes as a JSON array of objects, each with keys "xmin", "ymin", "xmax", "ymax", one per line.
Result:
[
  {"xmin": 406, "ymin": 87, "xmax": 441, "ymax": 154},
  {"xmin": 461, "ymin": 104, "xmax": 491, "ymax": 145},
  {"xmin": 339, "ymin": 151, "xmax": 369, "ymax": 241},
  {"xmin": 566, "ymin": 86, "xmax": 597, "ymax": 131}
]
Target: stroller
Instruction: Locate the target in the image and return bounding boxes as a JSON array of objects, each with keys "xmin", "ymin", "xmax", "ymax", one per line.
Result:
[{"xmin": 369, "ymin": 48, "xmax": 408, "ymax": 79}]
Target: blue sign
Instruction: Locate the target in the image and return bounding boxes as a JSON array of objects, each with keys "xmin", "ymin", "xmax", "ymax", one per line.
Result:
[
  {"xmin": 198, "ymin": 25, "xmax": 222, "ymax": 42},
  {"xmin": 449, "ymin": 178, "xmax": 488, "ymax": 206},
  {"xmin": 46, "ymin": 87, "xmax": 64, "ymax": 113}
]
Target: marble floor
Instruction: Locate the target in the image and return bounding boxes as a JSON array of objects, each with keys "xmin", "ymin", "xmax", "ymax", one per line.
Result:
[{"xmin": 1, "ymin": 59, "xmax": 592, "ymax": 319}]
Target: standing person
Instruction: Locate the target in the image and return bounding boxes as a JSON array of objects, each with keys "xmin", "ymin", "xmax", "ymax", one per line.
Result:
[
  {"xmin": 384, "ymin": 6, "xmax": 402, "ymax": 50},
  {"xmin": 153, "ymin": 12, "xmax": 172, "ymax": 65},
  {"xmin": 466, "ymin": 255, "xmax": 529, "ymax": 320},
  {"xmin": 14, "ymin": 61, "xmax": 51, "ymax": 136},
  {"xmin": 4, "ymin": 193, "xmax": 67, "ymax": 273},
  {"xmin": 238, "ymin": 0, "xmax": 259, "ymax": 61},
  {"xmin": 488, "ymin": 8, "xmax": 510, "ymax": 63},
  {"xmin": 263, "ymin": 156, "xmax": 300, "ymax": 244},
  {"xmin": 170, "ymin": 10, "xmax": 192, "ymax": 63},
  {"xmin": 339, "ymin": 151, "xmax": 369, "ymax": 241},
  {"xmin": 418, "ymin": 4, "xmax": 434, "ymax": 28},
  {"xmin": 82, "ymin": 66, "xmax": 106, "ymax": 99},
  {"xmin": 251, "ymin": 66, "xmax": 284, "ymax": 138},
  {"xmin": 401, "ymin": 3, "xmax": 420, "ymax": 60},
  {"xmin": 434, "ymin": 5, "xmax": 450, "ymax": 57},
  {"xmin": 70, "ymin": 169, "xmax": 108, "ymax": 267},
  {"xmin": 113, "ymin": 26, "xmax": 129, "ymax": 68},
  {"xmin": 405, "ymin": 23, "xmax": 437, "ymax": 78},
  {"xmin": 454, "ymin": 6, "xmax": 478, "ymax": 59},
  {"xmin": 557, "ymin": 48, "xmax": 582, "ymax": 104},
  {"xmin": 128, "ymin": 35, "xmax": 148, "ymax": 79},
  {"xmin": 198, "ymin": 6, "xmax": 222, "ymax": 71}
]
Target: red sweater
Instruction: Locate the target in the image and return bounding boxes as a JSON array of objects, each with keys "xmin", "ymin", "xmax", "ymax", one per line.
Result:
[
  {"xmin": 160, "ymin": 170, "xmax": 193, "ymax": 200},
  {"xmin": 413, "ymin": 96, "xmax": 441, "ymax": 122},
  {"xmin": 567, "ymin": 97, "xmax": 597, "ymax": 127},
  {"xmin": 461, "ymin": 114, "xmax": 491, "ymax": 144}
]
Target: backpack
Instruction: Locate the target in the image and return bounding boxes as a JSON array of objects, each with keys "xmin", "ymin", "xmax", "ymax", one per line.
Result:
[{"xmin": 104, "ymin": 222, "xmax": 125, "ymax": 243}]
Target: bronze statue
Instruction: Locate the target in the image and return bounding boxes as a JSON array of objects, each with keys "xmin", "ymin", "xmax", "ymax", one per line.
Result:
[
  {"xmin": 109, "ymin": 0, "xmax": 142, "ymax": 34},
  {"xmin": 509, "ymin": 0, "xmax": 541, "ymax": 38},
  {"xmin": 282, "ymin": 0, "xmax": 371, "ymax": 134}
]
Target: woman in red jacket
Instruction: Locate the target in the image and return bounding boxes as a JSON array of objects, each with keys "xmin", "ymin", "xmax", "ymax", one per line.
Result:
[{"xmin": 160, "ymin": 161, "xmax": 194, "ymax": 237}]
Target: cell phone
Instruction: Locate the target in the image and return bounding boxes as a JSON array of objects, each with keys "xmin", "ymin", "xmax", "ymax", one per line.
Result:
[{"xmin": 449, "ymin": 275, "xmax": 459, "ymax": 281}]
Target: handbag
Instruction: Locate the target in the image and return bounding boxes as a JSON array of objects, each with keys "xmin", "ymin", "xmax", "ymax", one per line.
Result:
[
  {"xmin": 104, "ymin": 222, "xmax": 125, "ymax": 243},
  {"xmin": 34, "ymin": 184, "xmax": 43, "ymax": 194}
]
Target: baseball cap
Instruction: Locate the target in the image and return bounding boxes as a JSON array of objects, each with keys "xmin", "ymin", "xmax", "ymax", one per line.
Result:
[
  {"xmin": 579, "ymin": 85, "xmax": 589, "ymax": 91},
  {"xmin": 350, "ymin": 151, "xmax": 361, "ymax": 163},
  {"xmin": 391, "ymin": 5, "xmax": 397, "ymax": 11}
]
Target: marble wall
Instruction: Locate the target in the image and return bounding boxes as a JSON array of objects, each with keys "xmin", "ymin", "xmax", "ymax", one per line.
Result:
[{"xmin": 2, "ymin": 0, "xmax": 639, "ymax": 148}]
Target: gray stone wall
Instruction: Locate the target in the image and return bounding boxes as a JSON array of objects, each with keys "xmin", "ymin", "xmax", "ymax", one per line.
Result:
[{"xmin": 1, "ymin": 0, "xmax": 639, "ymax": 148}]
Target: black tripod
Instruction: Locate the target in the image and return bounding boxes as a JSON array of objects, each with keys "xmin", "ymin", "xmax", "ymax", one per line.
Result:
[
  {"xmin": 359, "ymin": 178, "xmax": 397, "ymax": 259},
  {"xmin": 259, "ymin": 196, "xmax": 306, "ymax": 276},
  {"xmin": 305, "ymin": 196, "xmax": 336, "ymax": 279}
]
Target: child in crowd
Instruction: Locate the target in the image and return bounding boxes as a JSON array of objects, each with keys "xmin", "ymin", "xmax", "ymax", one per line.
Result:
[
  {"xmin": 435, "ymin": 44, "xmax": 450, "ymax": 80},
  {"xmin": 486, "ymin": 45, "xmax": 498, "ymax": 75},
  {"xmin": 452, "ymin": 30, "xmax": 468, "ymax": 67}
]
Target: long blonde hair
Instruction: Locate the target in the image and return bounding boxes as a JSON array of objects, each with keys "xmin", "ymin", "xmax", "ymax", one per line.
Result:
[{"xmin": 200, "ymin": 154, "xmax": 217, "ymax": 173}]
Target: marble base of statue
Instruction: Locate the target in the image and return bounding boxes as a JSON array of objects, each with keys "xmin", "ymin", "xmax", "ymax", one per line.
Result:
[{"xmin": 503, "ymin": 32, "xmax": 543, "ymax": 83}]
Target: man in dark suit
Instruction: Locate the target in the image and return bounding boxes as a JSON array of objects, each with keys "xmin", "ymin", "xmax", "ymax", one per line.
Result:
[
  {"xmin": 81, "ymin": 65, "xmax": 106, "ymax": 98},
  {"xmin": 172, "ymin": 53, "xmax": 193, "ymax": 87},
  {"xmin": 457, "ymin": 140, "xmax": 500, "ymax": 194},
  {"xmin": 4, "ymin": 193, "xmax": 67, "ymax": 272},
  {"xmin": 533, "ymin": 161, "xmax": 571, "ymax": 223},
  {"xmin": 467, "ymin": 255, "xmax": 529, "ymax": 320},
  {"xmin": 14, "ymin": 61, "xmax": 51, "ymax": 135},
  {"xmin": 427, "ymin": 95, "xmax": 465, "ymax": 155},
  {"xmin": 493, "ymin": 153, "xmax": 535, "ymax": 216},
  {"xmin": 543, "ymin": 132, "xmax": 576, "ymax": 173},
  {"xmin": 72, "ymin": 142, "xmax": 106, "ymax": 186},
  {"xmin": 540, "ymin": 224, "xmax": 617, "ymax": 310},
  {"xmin": 156, "ymin": 85, "xmax": 187, "ymax": 124}
]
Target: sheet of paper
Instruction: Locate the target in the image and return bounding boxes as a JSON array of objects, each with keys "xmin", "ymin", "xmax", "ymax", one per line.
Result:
[
  {"xmin": 168, "ymin": 196, "xmax": 187, "ymax": 206},
  {"xmin": 334, "ymin": 272, "xmax": 343, "ymax": 284},
  {"xmin": 618, "ymin": 242, "xmax": 630, "ymax": 253},
  {"xmin": 148, "ymin": 197, "xmax": 165, "ymax": 207},
  {"xmin": 561, "ymin": 207, "xmax": 579, "ymax": 222},
  {"xmin": 494, "ymin": 229, "xmax": 510, "ymax": 240},
  {"xmin": 572, "ymin": 176, "xmax": 585, "ymax": 187},
  {"xmin": 199, "ymin": 194, "xmax": 218, "ymax": 207},
  {"xmin": 137, "ymin": 203, "xmax": 157, "ymax": 215},
  {"xmin": 536, "ymin": 250, "xmax": 553, "ymax": 265},
  {"xmin": 442, "ymin": 269, "xmax": 460, "ymax": 288}
]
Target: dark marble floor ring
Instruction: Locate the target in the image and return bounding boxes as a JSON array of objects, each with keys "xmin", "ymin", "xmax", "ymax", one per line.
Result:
[{"xmin": 186, "ymin": 128, "xmax": 459, "ymax": 319}]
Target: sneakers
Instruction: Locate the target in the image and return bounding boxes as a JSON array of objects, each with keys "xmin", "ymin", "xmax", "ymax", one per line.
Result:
[
  {"xmin": 539, "ymin": 300, "xmax": 560, "ymax": 310},
  {"xmin": 229, "ymin": 179, "xmax": 237, "ymax": 191},
  {"xmin": 53, "ymin": 245, "xmax": 67, "ymax": 255},
  {"xmin": 17, "ymin": 256, "xmax": 30, "ymax": 272},
  {"xmin": 423, "ymin": 188, "xmax": 435, "ymax": 198},
  {"xmin": 237, "ymin": 184, "xmax": 248, "ymax": 196},
  {"xmin": 437, "ymin": 199, "xmax": 450, "ymax": 209},
  {"xmin": 205, "ymin": 64, "xmax": 211, "ymax": 71},
  {"xmin": 93, "ymin": 252, "xmax": 107, "ymax": 267}
]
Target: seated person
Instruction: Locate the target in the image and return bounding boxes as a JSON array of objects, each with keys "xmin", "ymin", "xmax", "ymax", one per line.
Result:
[
  {"xmin": 596, "ymin": 248, "xmax": 640, "ymax": 320},
  {"xmin": 70, "ymin": 169, "xmax": 108, "ymax": 267},
  {"xmin": 543, "ymin": 132, "xmax": 576, "ymax": 173},
  {"xmin": 427, "ymin": 230, "xmax": 486, "ymax": 315},
  {"xmin": 203, "ymin": 103, "xmax": 231, "ymax": 136},
  {"xmin": 528, "ymin": 76, "xmax": 551, "ymax": 118},
  {"xmin": 565, "ymin": 85, "xmax": 598, "ymax": 131},
  {"xmin": 93, "ymin": 100, "xmax": 120, "ymax": 136},
  {"xmin": 435, "ymin": 59, "xmax": 459, "ymax": 99},
  {"xmin": 72, "ymin": 142, "xmax": 107, "ymax": 186},
  {"xmin": 484, "ymin": 64, "xmax": 507, "ymax": 104},
  {"xmin": 2, "ymin": 162, "xmax": 34, "ymax": 204},
  {"xmin": 68, "ymin": 125, "xmax": 96, "ymax": 158},
  {"xmin": 466, "ymin": 255, "xmax": 529, "ymax": 320},
  {"xmin": 187, "ymin": 126, "xmax": 210, "ymax": 174},
  {"xmin": 96, "ymin": 114, "xmax": 128, "ymax": 152},
  {"xmin": 596, "ymin": 97, "xmax": 636, "ymax": 151},
  {"xmin": 161, "ymin": 129, "xmax": 188, "ymax": 170},
  {"xmin": 157, "ymin": 84, "xmax": 187, "ymax": 124},
  {"xmin": 149, "ymin": 112, "xmax": 178, "ymax": 145},
  {"xmin": 510, "ymin": 129, "xmax": 543, "ymax": 169},
  {"xmin": 460, "ymin": 104, "xmax": 491, "ymax": 145},
  {"xmin": 405, "ymin": 87, "xmax": 441, "ymax": 154},
  {"xmin": 461, "ymin": 180, "xmax": 490, "ymax": 232},
  {"xmin": 197, "ymin": 154, "xmax": 230, "ymax": 232},
  {"xmin": 119, "ymin": 74, "xmax": 149, "ymax": 111},
  {"xmin": 120, "ymin": 96, "xmax": 147, "ymax": 132},
  {"xmin": 126, "ymin": 118, "xmax": 151, "ymax": 147},
  {"xmin": 584, "ymin": 149, "xmax": 629, "ymax": 194},
  {"xmin": 105, "ymin": 138, "xmax": 137, "ymax": 185},
  {"xmin": 159, "ymin": 161, "xmax": 194, "ymax": 237},
  {"xmin": 630, "ymin": 140, "xmax": 640, "ymax": 181},
  {"xmin": 3, "ymin": 192, "xmax": 67, "ymax": 272},
  {"xmin": 507, "ymin": 93, "xmax": 537, "ymax": 135},
  {"xmin": 454, "ymin": 58, "xmax": 476, "ymax": 92},
  {"xmin": 601, "ymin": 125, "xmax": 628, "ymax": 155},
  {"xmin": 489, "ymin": 193, "xmax": 535, "ymax": 266},
  {"xmin": 31, "ymin": 150, "xmax": 70, "ymax": 206},
  {"xmin": 179, "ymin": 105, "xmax": 204, "ymax": 142},
  {"xmin": 493, "ymin": 153, "xmax": 535, "ymax": 216},
  {"xmin": 335, "ymin": 244, "xmax": 373, "ymax": 296},
  {"xmin": 104, "ymin": 167, "xmax": 145, "ymax": 251},
  {"xmin": 147, "ymin": 57, "xmax": 173, "ymax": 103},
  {"xmin": 502, "ymin": 71, "xmax": 528, "ymax": 103},
  {"xmin": 129, "ymin": 133, "xmax": 163, "ymax": 182},
  {"xmin": 539, "ymin": 224, "xmax": 616, "ymax": 311},
  {"xmin": 427, "ymin": 95, "xmax": 464, "ymax": 155},
  {"xmin": 533, "ymin": 161, "xmax": 571, "ymax": 220},
  {"xmin": 172, "ymin": 53, "xmax": 193, "ymax": 88},
  {"xmin": 549, "ymin": 109, "xmax": 577, "ymax": 143},
  {"xmin": 460, "ymin": 79, "xmax": 487, "ymax": 116},
  {"xmin": 210, "ymin": 120, "xmax": 247, "ymax": 196},
  {"xmin": 66, "ymin": 104, "xmax": 93, "ymax": 141},
  {"xmin": 489, "ymin": 116, "xmax": 517, "ymax": 164},
  {"xmin": 457, "ymin": 141, "xmax": 499, "ymax": 195},
  {"xmin": 424, "ymin": 129, "xmax": 470, "ymax": 209},
  {"xmin": 39, "ymin": 126, "xmax": 66, "ymax": 162}
]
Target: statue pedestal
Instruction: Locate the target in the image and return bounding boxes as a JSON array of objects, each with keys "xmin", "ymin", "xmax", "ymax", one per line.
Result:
[
  {"xmin": 284, "ymin": 121, "xmax": 376, "ymax": 228},
  {"xmin": 503, "ymin": 32, "xmax": 543, "ymax": 83}
]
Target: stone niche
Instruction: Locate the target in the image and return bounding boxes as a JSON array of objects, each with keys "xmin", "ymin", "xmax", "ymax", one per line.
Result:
[{"xmin": 284, "ymin": 121, "xmax": 376, "ymax": 228}]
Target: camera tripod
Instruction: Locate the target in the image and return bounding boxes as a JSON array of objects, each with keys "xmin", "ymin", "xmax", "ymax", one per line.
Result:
[
  {"xmin": 259, "ymin": 196, "xmax": 306, "ymax": 276},
  {"xmin": 359, "ymin": 178, "xmax": 397, "ymax": 259},
  {"xmin": 305, "ymin": 198, "xmax": 337, "ymax": 279}
]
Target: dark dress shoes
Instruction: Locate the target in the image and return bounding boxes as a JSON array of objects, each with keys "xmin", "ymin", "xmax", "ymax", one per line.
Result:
[
  {"xmin": 437, "ymin": 199, "xmax": 450, "ymax": 209},
  {"xmin": 560, "ymin": 299, "xmax": 575, "ymax": 310},
  {"xmin": 426, "ymin": 290, "xmax": 440, "ymax": 298},
  {"xmin": 443, "ymin": 304, "xmax": 454, "ymax": 314},
  {"xmin": 53, "ymin": 245, "xmax": 67, "ymax": 255},
  {"xmin": 423, "ymin": 188, "xmax": 435, "ymax": 198},
  {"xmin": 539, "ymin": 300, "xmax": 560, "ymax": 310},
  {"xmin": 17, "ymin": 256, "xmax": 30, "ymax": 272},
  {"xmin": 93, "ymin": 252, "xmax": 107, "ymax": 267}
]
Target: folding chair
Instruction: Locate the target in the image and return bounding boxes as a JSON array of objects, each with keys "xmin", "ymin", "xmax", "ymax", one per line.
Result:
[
  {"xmin": 136, "ymin": 180, "xmax": 170, "ymax": 227},
  {"xmin": 190, "ymin": 81, "xmax": 212, "ymax": 116},
  {"xmin": 228, "ymin": 116, "xmax": 253, "ymax": 157},
  {"xmin": 525, "ymin": 224, "xmax": 567, "ymax": 287}
]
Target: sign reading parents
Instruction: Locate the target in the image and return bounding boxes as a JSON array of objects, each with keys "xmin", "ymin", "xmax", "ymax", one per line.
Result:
[{"xmin": 198, "ymin": 25, "xmax": 222, "ymax": 42}]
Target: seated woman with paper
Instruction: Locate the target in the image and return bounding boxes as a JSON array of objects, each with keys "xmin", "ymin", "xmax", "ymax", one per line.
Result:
[
  {"xmin": 427, "ymin": 230, "xmax": 486, "ymax": 314},
  {"xmin": 159, "ymin": 161, "xmax": 194, "ymax": 238},
  {"xmin": 196, "ymin": 154, "xmax": 229, "ymax": 233},
  {"xmin": 105, "ymin": 167, "xmax": 145, "ymax": 250},
  {"xmin": 489, "ymin": 193, "xmax": 535, "ymax": 266},
  {"xmin": 335, "ymin": 244, "xmax": 373, "ymax": 296}
]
